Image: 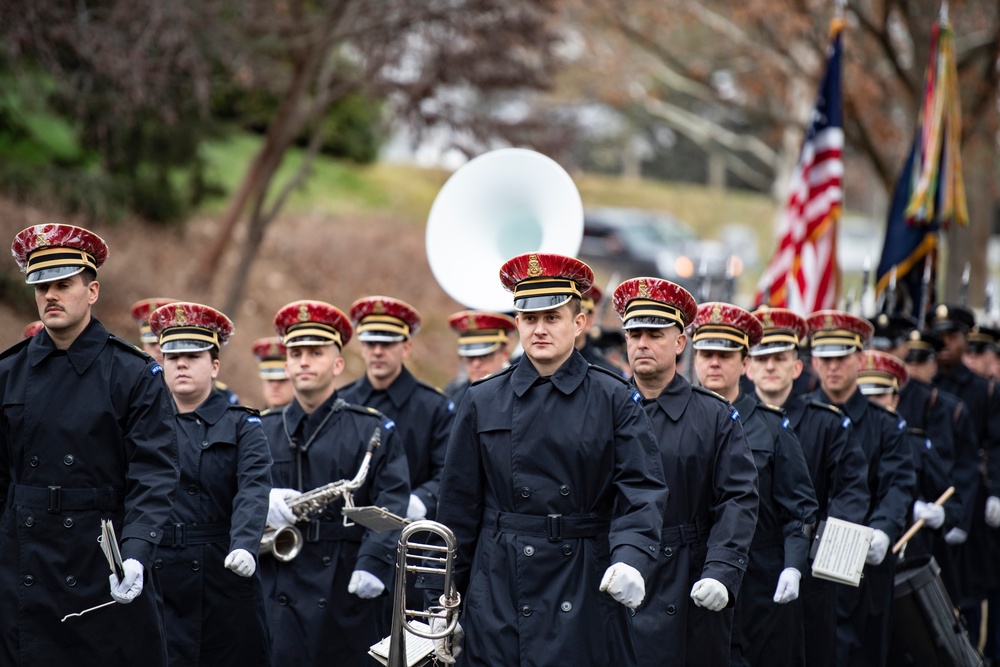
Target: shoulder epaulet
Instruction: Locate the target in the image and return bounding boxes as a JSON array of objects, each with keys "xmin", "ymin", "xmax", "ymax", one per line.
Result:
[
  {"xmin": 692, "ymin": 385, "xmax": 729, "ymax": 403},
  {"xmin": 414, "ymin": 378, "xmax": 447, "ymax": 396},
  {"xmin": 215, "ymin": 380, "xmax": 230, "ymax": 390},
  {"xmin": 906, "ymin": 426, "xmax": 926, "ymax": 437},
  {"xmin": 259, "ymin": 405, "xmax": 287, "ymax": 419},
  {"xmin": 230, "ymin": 404, "xmax": 262, "ymax": 424},
  {"xmin": 108, "ymin": 334, "xmax": 153, "ymax": 361},
  {"xmin": 869, "ymin": 400, "xmax": 907, "ymax": 430},
  {"xmin": 588, "ymin": 363, "xmax": 630, "ymax": 385},
  {"xmin": 0, "ymin": 337, "xmax": 31, "ymax": 361},
  {"xmin": 341, "ymin": 401, "xmax": 395, "ymax": 429},
  {"xmin": 808, "ymin": 400, "xmax": 844, "ymax": 415},
  {"xmin": 758, "ymin": 402, "xmax": 786, "ymax": 416},
  {"xmin": 472, "ymin": 364, "xmax": 515, "ymax": 386}
]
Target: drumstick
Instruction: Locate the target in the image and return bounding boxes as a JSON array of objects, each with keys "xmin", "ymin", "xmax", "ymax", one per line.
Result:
[{"xmin": 892, "ymin": 486, "xmax": 955, "ymax": 555}]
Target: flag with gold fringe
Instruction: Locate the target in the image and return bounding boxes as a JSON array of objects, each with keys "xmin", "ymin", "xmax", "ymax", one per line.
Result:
[{"xmin": 876, "ymin": 13, "xmax": 967, "ymax": 316}]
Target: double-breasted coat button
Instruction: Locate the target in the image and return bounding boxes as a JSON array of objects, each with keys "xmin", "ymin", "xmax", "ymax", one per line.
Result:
[
  {"xmin": 666, "ymin": 604, "xmax": 676, "ymax": 615},
  {"xmin": 561, "ymin": 544, "xmax": 572, "ymax": 556},
  {"xmin": 29, "ymin": 456, "xmax": 39, "ymax": 467},
  {"xmin": 318, "ymin": 599, "xmax": 327, "ymax": 608},
  {"xmin": 322, "ymin": 556, "xmax": 332, "ymax": 566},
  {"xmin": 191, "ymin": 560, "xmax": 201, "ymax": 571},
  {"xmin": 663, "ymin": 547, "xmax": 673, "ymax": 557},
  {"xmin": 154, "ymin": 559, "xmax": 163, "ymax": 570},
  {"xmin": 559, "ymin": 485, "xmax": 570, "ymax": 496},
  {"xmin": 63, "ymin": 454, "xmax": 75, "ymax": 465},
  {"xmin": 23, "ymin": 575, "xmax": 34, "ymax": 586},
  {"xmin": 277, "ymin": 594, "xmax": 288, "ymax": 606},
  {"xmin": 66, "ymin": 575, "xmax": 76, "ymax": 586},
  {"xmin": 523, "ymin": 545, "xmax": 535, "ymax": 556},
  {"xmin": 186, "ymin": 484, "xmax": 198, "ymax": 495},
  {"xmin": 25, "ymin": 516, "xmax": 34, "ymax": 527},
  {"xmin": 63, "ymin": 517, "xmax": 74, "ymax": 528},
  {"xmin": 520, "ymin": 605, "xmax": 532, "ymax": 616},
  {"xmin": 738, "ymin": 557, "xmax": 746, "ymax": 565},
  {"xmin": 560, "ymin": 601, "xmax": 572, "ymax": 612},
  {"xmin": 519, "ymin": 487, "xmax": 531, "ymax": 499}
]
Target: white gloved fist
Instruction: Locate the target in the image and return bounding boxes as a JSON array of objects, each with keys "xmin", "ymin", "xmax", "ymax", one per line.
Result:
[
  {"xmin": 944, "ymin": 527, "xmax": 968, "ymax": 545},
  {"xmin": 986, "ymin": 496, "xmax": 1000, "ymax": 528},
  {"xmin": 225, "ymin": 548, "xmax": 256, "ymax": 577},
  {"xmin": 267, "ymin": 488, "xmax": 301, "ymax": 529},
  {"xmin": 772, "ymin": 567, "xmax": 801, "ymax": 604},
  {"xmin": 599, "ymin": 562, "xmax": 646, "ymax": 609},
  {"xmin": 109, "ymin": 558, "xmax": 144, "ymax": 604},
  {"xmin": 866, "ymin": 529, "xmax": 890, "ymax": 565},
  {"xmin": 430, "ymin": 616, "xmax": 464, "ymax": 665},
  {"xmin": 690, "ymin": 577, "xmax": 728, "ymax": 611},
  {"xmin": 347, "ymin": 570, "xmax": 385, "ymax": 599},
  {"xmin": 914, "ymin": 500, "xmax": 946, "ymax": 530},
  {"xmin": 407, "ymin": 494, "xmax": 428, "ymax": 521}
]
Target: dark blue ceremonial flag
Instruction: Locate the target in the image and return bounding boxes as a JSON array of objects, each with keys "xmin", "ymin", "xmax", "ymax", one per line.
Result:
[{"xmin": 876, "ymin": 134, "xmax": 939, "ymax": 316}]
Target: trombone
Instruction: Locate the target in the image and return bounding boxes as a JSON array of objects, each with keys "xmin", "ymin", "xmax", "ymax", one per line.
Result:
[{"xmin": 387, "ymin": 520, "xmax": 462, "ymax": 667}]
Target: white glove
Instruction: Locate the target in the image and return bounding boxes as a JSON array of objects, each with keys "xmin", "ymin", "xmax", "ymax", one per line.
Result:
[
  {"xmin": 866, "ymin": 529, "xmax": 890, "ymax": 565},
  {"xmin": 109, "ymin": 559, "xmax": 144, "ymax": 604},
  {"xmin": 690, "ymin": 577, "xmax": 728, "ymax": 611},
  {"xmin": 772, "ymin": 567, "xmax": 801, "ymax": 604},
  {"xmin": 267, "ymin": 488, "xmax": 301, "ymax": 529},
  {"xmin": 225, "ymin": 548, "xmax": 256, "ymax": 577},
  {"xmin": 914, "ymin": 500, "xmax": 946, "ymax": 530},
  {"xmin": 407, "ymin": 494, "xmax": 428, "ymax": 521},
  {"xmin": 944, "ymin": 527, "xmax": 968, "ymax": 545},
  {"xmin": 987, "ymin": 496, "xmax": 1000, "ymax": 528},
  {"xmin": 599, "ymin": 562, "xmax": 646, "ymax": 609},
  {"xmin": 430, "ymin": 616, "xmax": 464, "ymax": 665},
  {"xmin": 347, "ymin": 569, "xmax": 385, "ymax": 599}
]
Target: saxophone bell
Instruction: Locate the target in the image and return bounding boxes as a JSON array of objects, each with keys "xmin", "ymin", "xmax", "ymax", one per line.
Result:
[{"xmin": 259, "ymin": 525, "xmax": 303, "ymax": 562}]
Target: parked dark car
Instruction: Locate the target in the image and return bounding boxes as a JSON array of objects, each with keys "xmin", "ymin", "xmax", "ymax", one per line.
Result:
[{"xmin": 579, "ymin": 207, "xmax": 733, "ymax": 300}]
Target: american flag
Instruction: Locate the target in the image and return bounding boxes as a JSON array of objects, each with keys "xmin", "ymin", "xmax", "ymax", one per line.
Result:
[{"xmin": 755, "ymin": 22, "xmax": 843, "ymax": 316}]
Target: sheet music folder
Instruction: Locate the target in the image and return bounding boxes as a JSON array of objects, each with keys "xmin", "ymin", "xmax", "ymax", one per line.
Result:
[
  {"xmin": 368, "ymin": 621, "xmax": 435, "ymax": 667},
  {"xmin": 809, "ymin": 517, "xmax": 873, "ymax": 587},
  {"xmin": 99, "ymin": 519, "xmax": 125, "ymax": 583}
]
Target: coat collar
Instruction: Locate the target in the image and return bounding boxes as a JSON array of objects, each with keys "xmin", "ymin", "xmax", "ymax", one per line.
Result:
[
  {"xmin": 28, "ymin": 317, "xmax": 108, "ymax": 375},
  {"xmin": 733, "ymin": 392, "xmax": 758, "ymax": 420},
  {"xmin": 189, "ymin": 389, "xmax": 230, "ymax": 425},
  {"xmin": 935, "ymin": 362, "xmax": 973, "ymax": 387},
  {"xmin": 510, "ymin": 349, "xmax": 588, "ymax": 397},
  {"xmin": 817, "ymin": 385, "xmax": 868, "ymax": 423},
  {"xmin": 639, "ymin": 372, "xmax": 693, "ymax": 422},
  {"xmin": 351, "ymin": 365, "xmax": 417, "ymax": 409}
]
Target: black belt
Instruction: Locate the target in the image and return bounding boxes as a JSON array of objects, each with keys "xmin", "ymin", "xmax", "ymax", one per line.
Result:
[
  {"xmin": 661, "ymin": 519, "xmax": 711, "ymax": 546},
  {"xmin": 12, "ymin": 484, "xmax": 122, "ymax": 513},
  {"xmin": 162, "ymin": 522, "xmax": 230, "ymax": 548},
  {"xmin": 482, "ymin": 508, "xmax": 609, "ymax": 542}
]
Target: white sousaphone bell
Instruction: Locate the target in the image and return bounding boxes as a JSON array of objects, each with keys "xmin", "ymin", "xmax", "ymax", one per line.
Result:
[{"xmin": 425, "ymin": 148, "xmax": 584, "ymax": 312}]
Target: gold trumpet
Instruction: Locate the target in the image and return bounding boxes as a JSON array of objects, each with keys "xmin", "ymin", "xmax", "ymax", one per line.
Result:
[
  {"xmin": 260, "ymin": 426, "xmax": 381, "ymax": 562},
  {"xmin": 386, "ymin": 520, "xmax": 462, "ymax": 667}
]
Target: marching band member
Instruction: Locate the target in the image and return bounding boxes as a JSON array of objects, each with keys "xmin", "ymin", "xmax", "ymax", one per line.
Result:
[
  {"xmin": 806, "ymin": 310, "xmax": 915, "ymax": 667},
  {"xmin": 690, "ymin": 302, "xmax": 816, "ymax": 667},
  {"xmin": 444, "ymin": 310, "xmax": 516, "ymax": 406},
  {"xmin": 0, "ymin": 224, "xmax": 179, "ymax": 665},
  {"xmin": 341, "ymin": 296, "xmax": 455, "ymax": 524},
  {"xmin": 259, "ymin": 300, "xmax": 410, "ymax": 666},
  {"xmin": 613, "ymin": 279, "xmax": 758, "ymax": 667},
  {"xmin": 149, "ymin": 302, "xmax": 272, "ymax": 666},
  {"xmin": 432, "ymin": 254, "xmax": 667, "ymax": 666},
  {"xmin": 130, "ymin": 297, "xmax": 179, "ymax": 363},
  {"xmin": 747, "ymin": 307, "xmax": 869, "ymax": 667},
  {"xmin": 252, "ymin": 336, "xmax": 294, "ymax": 409}
]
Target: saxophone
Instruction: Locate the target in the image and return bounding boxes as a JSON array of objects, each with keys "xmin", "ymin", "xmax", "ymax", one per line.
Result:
[{"xmin": 260, "ymin": 426, "xmax": 381, "ymax": 562}]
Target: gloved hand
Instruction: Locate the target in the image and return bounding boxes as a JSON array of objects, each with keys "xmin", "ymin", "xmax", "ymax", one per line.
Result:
[
  {"xmin": 866, "ymin": 529, "xmax": 890, "ymax": 565},
  {"xmin": 914, "ymin": 500, "xmax": 946, "ymax": 530},
  {"xmin": 347, "ymin": 570, "xmax": 385, "ymax": 599},
  {"xmin": 690, "ymin": 577, "xmax": 728, "ymax": 611},
  {"xmin": 430, "ymin": 616, "xmax": 464, "ymax": 665},
  {"xmin": 599, "ymin": 562, "xmax": 645, "ymax": 609},
  {"xmin": 109, "ymin": 559, "xmax": 144, "ymax": 604},
  {"xmin": 267, "ymin": 488, "xmax": 301, "ymax": 529},
  {"xmin": 772, "ymin": 567, "xmax": 801, "ymax": 604},
  {"xmin": 407, "ymin": 494, "xmax": 428, "ymax": 521},
  {"xmin": 986, "ymin": 496, "xmax": 1000, "ymax": 528},
  {"xmin": 944, "ymin": 527, "xmax": 968, "ymax": 545},
  {"xmin": 225, "ymin": 548, "xmax": 256, "ymax": 577}
]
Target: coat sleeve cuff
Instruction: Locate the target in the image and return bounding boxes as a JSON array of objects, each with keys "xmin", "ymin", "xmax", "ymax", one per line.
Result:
[
  {"xmin": 356, "ymin": 553, "xmax": 393, "ymax": 587},
  {"xmin": 611, "ymin": 544, "xmax": 656, "ymax": 580},
  {"xmin": 120, "ymin": 537, "xmax": 154, "ymax": 568}
]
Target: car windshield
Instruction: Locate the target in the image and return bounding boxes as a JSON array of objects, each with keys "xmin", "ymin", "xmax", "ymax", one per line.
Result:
[{"xmin": 618, "ymin": 219, "xmax": 694, "ymax": 248}]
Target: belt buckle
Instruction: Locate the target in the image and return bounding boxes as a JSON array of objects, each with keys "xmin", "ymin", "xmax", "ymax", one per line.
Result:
[
  {"xmin": 547, "ymin": 514, "xmax": 563, "ymax": 542},
  {"xmin": 171, "ymin": 523, "xmax": 185, "ymax": 548},
  {"xmin": 47, "ymin": 486, "xmax": 61, "ymax": 514},
  {"xmin": 306, "ymin": 519, "xmax": 321, "ymax": 543}
]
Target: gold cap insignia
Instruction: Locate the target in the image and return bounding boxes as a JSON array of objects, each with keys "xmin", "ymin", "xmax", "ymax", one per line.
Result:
[
  {"xmin": 373, "ymin": 300, "xmax": 385, "ymax": 314},
  {"xmin": 824, "ymin": 314, "xmax": 834, "ymax": 329},
  {"xmin": 527, "ymin": 253, "xmax": 542, "ymax": 278},
  {"xmin": 35, "ymin": 230, "xmax": 48, "ymax": 247},
  {"xmin": 298, "ymin": 303, "xmax": 310, "ymax": 321},
  {"xmin": 638, "ymin": 279, "xmax": 650, "ymax": 298},
  {"xmin": 466, "ymin": 314, "xmax": 478, "ymax": 330},
  {"xmin": 710, "ymin": 303, "xmax": 723, "ymax": 324},
  {"xmin": 762, "ymin": 312, "xmax": 774, "ymax": 329},
  {"xmin": 865, "ymin": 354, "xmax": 876, "ymax": 370},
  {"xmin": 174, "ymin": 304, "xmax": 187, "ymax": 325}
]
